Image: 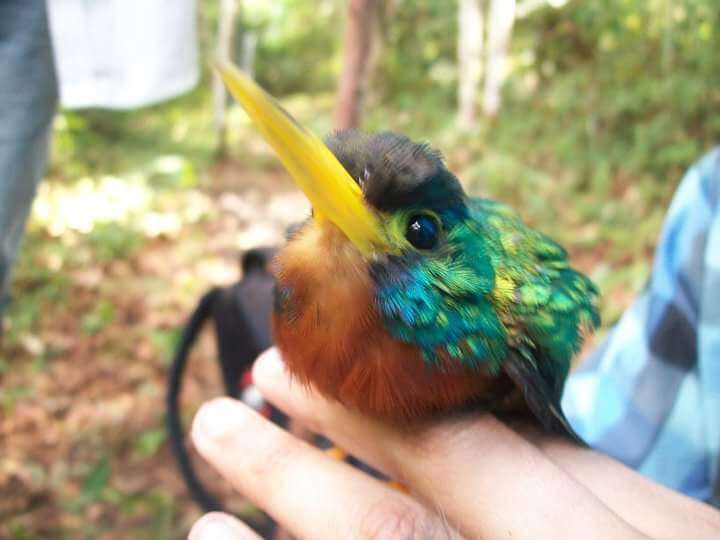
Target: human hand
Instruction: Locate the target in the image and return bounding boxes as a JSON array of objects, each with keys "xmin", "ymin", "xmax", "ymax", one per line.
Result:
[{"xmin": 188, "ymin": 348, "xmax": 720, "ymax": 539}]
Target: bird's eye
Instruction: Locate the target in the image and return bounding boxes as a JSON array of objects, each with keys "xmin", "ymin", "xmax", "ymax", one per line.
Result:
[{"xmin": 405, "ymin": 213, "xmax": 440, "ymax": 250}]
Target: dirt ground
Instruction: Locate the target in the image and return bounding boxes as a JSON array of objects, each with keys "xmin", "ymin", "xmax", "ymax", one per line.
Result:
[{"xmin": 1, "ymin": 163, "xmax": 309, "ymax": 539}]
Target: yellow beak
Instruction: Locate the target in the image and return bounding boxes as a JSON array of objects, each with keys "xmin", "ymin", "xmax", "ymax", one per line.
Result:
[{"xmin": 216, "ymin": 62, "xmax": 386, "ymax": 255}]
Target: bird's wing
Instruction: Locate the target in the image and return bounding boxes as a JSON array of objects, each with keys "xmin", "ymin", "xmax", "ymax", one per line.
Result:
[
  {"xmin": 472, "ymin": 198, "xmax": 599, "ymax": 374},
  {"xmin": 469, "ymin": 198, "xmax": 597, "ymax": 442},
  {"xmin": 502, "ymin": 346, "xmax": 586, "ymax": 444}
]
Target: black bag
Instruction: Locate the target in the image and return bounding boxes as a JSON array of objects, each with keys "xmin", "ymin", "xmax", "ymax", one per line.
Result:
[{"xmin": 166, "ymin": 247, "xmax": 282, "ymax": 513}]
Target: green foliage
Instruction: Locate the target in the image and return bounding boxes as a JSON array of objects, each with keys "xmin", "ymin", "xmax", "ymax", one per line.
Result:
[
  {"xmin": 505, "ymin": 0, "xmax": 719, "ymax": 181},
  {"xmin": 103, "ymin": 490, "xmax": 175, "ymax": 539},
  {"xmin": 82, "ymin": 456, "xmax": 111, "ymax": 502},
  {"xmin": 0, "ymin": 384, "xmax": 32, "ymax": 415},
  {"xmin": 134, "ymin": 427, "xmax": 167, "ymax": 459},
  {"xmin": 254, "ymin": 0, "xmax": 342, "ymax": 94},
  {"xmin": 61, "ymin": 455, "xmax": 175, "ymax": 538},
  {"xmin": 7, "ymin": 525, "xmax": 38, "ymax": 540},
  {"xmin": 372, "ymin": 0, "xmax": 457, "ymax": 107},
  {"xmin": 81, "ymin": 298, "xmax": 116, "ymax": 335},
  {"xmin": 148, "ymin": 328, "xmax": 182, "ymax": 365},
  {"xmin": 63, "ymin": 456, "xmax": 112, "ymax": 514},
  {"xmin": 7, "ymin": 235, "xmax": 69, "ymax": 334},
  {"xmin": 51, "ymin": 91, "xmax": 214, "ymax": 182},
  {"xmin": 85, "ymin": 223, "xmax": 145, "ymax": 263}
]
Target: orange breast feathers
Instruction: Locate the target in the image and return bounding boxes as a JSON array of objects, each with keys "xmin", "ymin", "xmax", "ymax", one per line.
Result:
[{"xmin": 271, "ymin": 222, "xmax": 506, "ymax": 423}]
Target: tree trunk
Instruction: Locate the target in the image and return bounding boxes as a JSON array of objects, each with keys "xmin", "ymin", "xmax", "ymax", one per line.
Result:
[
  {"xmin": 240, "ymin": 30, "xmax": 258, "ymax": 79},
  {"xmin": 213, "ymin": 0, "xmax": 240, "ymax": 157},
  {"xmin": 483, "ymin": 0, "xmax": 515, "ymax": 117},
  {"xmin": 364, "ymin": 0, "xmax": 387, "ymax": 109},
  {"xmin": 457, "ymin": 0, "xmax": 484, "ymax": 130},
  {"xmin": 333, "ymin": 0, "xmax": 377, "ymax": 130}
]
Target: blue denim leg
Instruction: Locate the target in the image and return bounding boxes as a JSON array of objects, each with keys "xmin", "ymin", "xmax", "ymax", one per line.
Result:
[{"xmin": 0, "ymin": 0, "xmax": 58, "ymax": 315}]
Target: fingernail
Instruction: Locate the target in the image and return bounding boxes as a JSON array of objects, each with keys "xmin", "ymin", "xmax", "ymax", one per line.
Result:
[
  {"xmin": 253, "ymin": 347, "xmax": 285, "ymax": 385},
  {"xmin": 192, "ymin": 397, "xmax": 246, "ymax": 442},
  {"xmin": 190, "ymin": 514, "xmax": 251, "ymax": 540}
]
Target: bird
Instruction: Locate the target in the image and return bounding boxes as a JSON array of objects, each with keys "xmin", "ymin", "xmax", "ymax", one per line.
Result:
[{"xmin": 217, "ymin": 62, "xmax": 599, "ymax": 441}]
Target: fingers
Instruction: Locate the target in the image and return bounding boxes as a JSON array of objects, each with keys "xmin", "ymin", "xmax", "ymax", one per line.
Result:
[
  {"xmin": 189, "ymin": 512, "xmax": 261, "ymax": 540},
  {"xmin": 191, "ymin": 397, "xmax": 452, "ymax": 540},
  {"xmin": 539, "ymin": 439, "xmax": 720, "ymax": 540},
  {"xmin": 253, "ymin": 349, "xmax": 645, "ymax": 540}
]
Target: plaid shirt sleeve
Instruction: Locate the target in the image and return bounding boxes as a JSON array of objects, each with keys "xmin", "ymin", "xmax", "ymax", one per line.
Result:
[{"xmin": 562, "ymin": 148, "xmax": 720, "ymax": 508}]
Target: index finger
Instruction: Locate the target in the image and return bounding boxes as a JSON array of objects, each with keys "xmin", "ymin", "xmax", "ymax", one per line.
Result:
[{"xmin": 190, "ymin": 397, "xmax": 453, "ymax": 540}]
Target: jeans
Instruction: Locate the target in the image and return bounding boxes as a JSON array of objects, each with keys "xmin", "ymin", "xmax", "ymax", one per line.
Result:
[{"xmin": 0, "ymin": 0, "xmax": 57, "ymax": 315}]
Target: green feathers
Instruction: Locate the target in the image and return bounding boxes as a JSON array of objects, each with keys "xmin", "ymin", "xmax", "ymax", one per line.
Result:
[
  {"xmin": 325, "ymin": 129, "xmax": 597, "ymax": 435},
  {"xmin": 373, "ymin": 197, "xmax": 600, "ymax": 378}
]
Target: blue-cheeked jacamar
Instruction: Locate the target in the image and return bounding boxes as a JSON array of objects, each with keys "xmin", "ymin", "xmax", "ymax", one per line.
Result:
[{"xmin": 218, "ymin": 63, "xmax": 599, "ymax": 442}]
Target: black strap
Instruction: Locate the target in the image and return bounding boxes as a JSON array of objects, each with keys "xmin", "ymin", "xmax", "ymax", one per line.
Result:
[{"xmin": 166, "ymin": 287, "xmax": 223, "ymax": 512}]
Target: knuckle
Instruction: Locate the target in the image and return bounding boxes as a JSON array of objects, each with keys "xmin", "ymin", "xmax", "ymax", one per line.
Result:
[
  {"xmin": 409, "ymin": 419, "xmax": 472, "ymax": 463},
  {"xmin": 359, "ymin": 498, "xmax": 441, "ymax": 540},
  {"xmin": 407, "ymin": 413, "xmax": 499, "ymax": 465}
]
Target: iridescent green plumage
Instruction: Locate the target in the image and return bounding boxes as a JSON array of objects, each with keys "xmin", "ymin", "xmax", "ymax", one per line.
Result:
[{"xmin": 374, "ymin": 198, "xmax": 599, "ymax": 376}]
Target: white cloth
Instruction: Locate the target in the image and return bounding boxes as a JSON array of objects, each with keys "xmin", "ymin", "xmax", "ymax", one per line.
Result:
[{"xmin": 46, "ymin": 0, "xmax": 198, "ymax": 109}]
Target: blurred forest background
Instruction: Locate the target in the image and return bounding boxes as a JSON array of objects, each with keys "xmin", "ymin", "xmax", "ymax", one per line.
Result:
[{"xmin": 2, "ymin": 0, "xmax": 719, "ymax": 538}]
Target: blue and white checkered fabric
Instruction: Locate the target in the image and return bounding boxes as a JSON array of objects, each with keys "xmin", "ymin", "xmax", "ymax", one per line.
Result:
[{"xmin": 563, "ymin": 148, "xmax": 720, "ymax": 508}]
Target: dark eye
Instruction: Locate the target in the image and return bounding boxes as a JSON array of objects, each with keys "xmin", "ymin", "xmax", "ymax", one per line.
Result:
[{"xmin": 406, "ymin": 213, "xmax": 440, "ymax": 250}]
